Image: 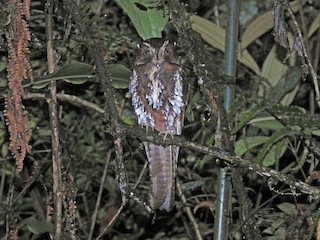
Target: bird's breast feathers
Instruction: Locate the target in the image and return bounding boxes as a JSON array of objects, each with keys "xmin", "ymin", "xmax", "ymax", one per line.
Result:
[{"xmin": 129, "ymin": 65, "xmax": 184, "ymax": 134}]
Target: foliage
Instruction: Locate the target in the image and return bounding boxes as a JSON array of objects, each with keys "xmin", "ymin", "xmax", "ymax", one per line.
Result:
[{"xmin": 0, "ymin": 0, "xmax": 320, "ymax": 239}]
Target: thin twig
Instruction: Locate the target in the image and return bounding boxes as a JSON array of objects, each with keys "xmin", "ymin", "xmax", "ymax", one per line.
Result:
[
  {"xmin": 133, "ymin": 160, "xmax": 148, "ymax": 190},
  {"xmin": 286, "ymin": 1, "xmax": 320, "ymax": 107},
  {"xmin": 95, "ymin": 203, "xmax": 126, "ymax": 240},
  {"xmin": 45, "ymin": 1, "xmax": 63, "ymax": 239},
  {"xmin": 297, "ymin": 0, "xmax": 309, "ymax": 55},
  {"xmin": 23, "ymin": 92, "xmax": 105, "ymax": 113},
  {"xmin": 313, "ymin": 16, "xmax": 320, "ymax": 73},
  {"xmin": 177, "ymin": 180, "xmax": 203, "ymax": 240},
  {"xmin": 88, "ymin": 151, "xmax": 111, "ymax": 240},
  {"xmin": 5, "ymin": 174, "xmax": 15, "ymax": 240}
]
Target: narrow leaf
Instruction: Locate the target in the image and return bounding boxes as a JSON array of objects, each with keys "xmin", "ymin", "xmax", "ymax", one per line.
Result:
[
  {"xmin": 32, "ymin": 62, "xmax": 94, "ymax": 89},
  {"xmin": 262, "ymin": 139, "xmax": 287, "ymax": 166},
  {"xmin": 256, "ymin": 128, "xmax": 290, "ymax": 164},
  {"xmin": 308, "ymin": 12, "xmax": 320, "ymax": 38},
  {"xmin": 249, "ymin": 116, "xmax": 285, "ymax": 131},
  {"xmin": 191, "ymin": 15, "xmax": 261, "ymax": 75},
  {"xmin": 182, "ymin": 180, "xmax": 205, "ymax": 190},
  {"xmin": 235, "ymin": 136, "xmax": 268, "ymax": 156}
]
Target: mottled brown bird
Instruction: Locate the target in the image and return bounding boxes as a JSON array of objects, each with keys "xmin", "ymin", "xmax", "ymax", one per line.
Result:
[{"xmin": 129, "ymin": 39, "xmax": 184, "ymax": 211}]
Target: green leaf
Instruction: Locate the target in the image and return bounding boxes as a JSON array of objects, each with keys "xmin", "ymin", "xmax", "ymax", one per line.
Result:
[
  {"xmin": 191, "ymin": 15, "xmax": 260, "ymax": 75},
  {"xmin": 255, "ymin": 128, "xmax": 290, "ymax": 165},
  {"xmin": 185, "ymin": 91, "xmax": 201, "ymax": 122},
  {"xmin": 277, "ymin": 202, "xmax": 298, "ymax": 216},
  {"xmin": 31, "ymin": 62, "xmax": 94, "ymax": 89},
  {"xmin": 108, "ymin": 64, "xmax": 132, "ymax": 89},
  {"xmin": 0, "ymin": 78, "xmax": 8, "ymax": 87},
  {"xmin": 260, "ymin": 35, "xmax": 299, "ymax": 106},
  {"xmin": 120, "ymin": 109, "xmax": 135, "ymax": 125},
  {"xmin": 262, "ymin": 219, "xmax": 286, "ymax": 237},
  {"xmin": 261, "ymin": 46, "xmax": 289, "ymax": 88},
  {"xmin": 267, "ymin": 67, "xmax": 301, "ymax": 103},
  {"xmin": 116, "ymin": 0, "xmax": 169, "ymax": 40},
  {"xmin": 235, "ymin": 136, "xmax": 268, "ymax": 156},
  {"xmin": 312, "ymin": 130, "xmax": 320, "ymax": 136},
  {"xmin": 262, "ymin": 139, "xmax": 287, "ymax": 166},
  {"xmin": 1, "ymin": 143, "xmax": 8, "ymax": 158},
  {"xmin": 249, "ymin": 116, "xmax": 285, "ymax": 130},
  {"xmin": 232, "ymin": 102, "xmax": 266, "ymax": 134},
  {"xmin": 0, "ymin": 60, "xmax": 7, "ymax": 72},
  {"xmin": 308, "ymin": 12, "xmax": 320, "ymax": 38},
  {"xmin": 23, "ymin": 217, "xmax": 54, "ymax": 234}
]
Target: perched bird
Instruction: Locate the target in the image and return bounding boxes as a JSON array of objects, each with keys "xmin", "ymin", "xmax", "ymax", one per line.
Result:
[{"xmin": 129, "ymin": 39, "xmax": 184, "ymax": 211}]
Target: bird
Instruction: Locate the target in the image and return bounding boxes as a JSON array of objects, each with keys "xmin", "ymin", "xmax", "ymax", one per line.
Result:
[{"xmin": 129, "ymin": 39, "xmax": 184, "ymax": 211}]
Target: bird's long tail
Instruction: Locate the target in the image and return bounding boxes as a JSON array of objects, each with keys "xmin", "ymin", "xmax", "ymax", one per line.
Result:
[{"xmin": 145, "ymin": 143, "xmax": 179, "ymax": 211}]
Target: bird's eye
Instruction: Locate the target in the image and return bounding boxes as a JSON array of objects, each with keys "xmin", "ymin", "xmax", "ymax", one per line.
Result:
[
  {"xmin": 164, "ymin": 48, "xmax": 172, "ymax": 56},
  {"xmin": 143, "ymin": 49, "xmax": 151, "ymax": 56}
]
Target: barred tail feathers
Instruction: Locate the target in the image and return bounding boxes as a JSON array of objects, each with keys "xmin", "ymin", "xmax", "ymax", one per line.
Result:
[{"xmin": 145, "ymin": 143, "xmax": 179, "ymax": 211}]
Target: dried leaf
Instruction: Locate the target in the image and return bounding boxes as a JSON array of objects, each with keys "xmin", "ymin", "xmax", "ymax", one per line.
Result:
[{"xmin": 273, "ymin": 0, "xmax": 289, "ymax": 49}]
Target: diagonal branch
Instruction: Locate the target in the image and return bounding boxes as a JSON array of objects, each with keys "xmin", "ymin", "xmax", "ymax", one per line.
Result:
[{"xmin": 126, "ymin": 125, "xmax": 320, "ymax": 197}]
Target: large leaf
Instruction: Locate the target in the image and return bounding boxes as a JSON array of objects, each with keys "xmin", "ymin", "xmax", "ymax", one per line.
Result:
[
  {"xmin": 237, "ymin": 129, "xmax": 288, "ymax": 167},
  {"xmin": 261, "ymin": 46, "xmax": 288, "ymax": 87},
  {"xmin": 31, "ymin": 62, "xmax": 94, "ymax": 89},
  {"xmin": 267, "ymin": 67, "xmax": 301, "ymax": 103},
  {"xmin": 108, "ymin": 64, "xmax": 132, "ymax": 89},
  {"xmin": 23, "ymin": 217, "xmax": 54, "ymax": 235},
  {"xmin": 260, "ymin": 39, "xmax": 299, "ymax": 106},
  {"xmin": 191, "ymin": 15, "xmax": 260, "ymax": 75},
  {"xmin": 23, "ymin": 217, "xmax": 70, "ymax": 239},
  {"xmin": 277, "ymin": 202, "xmax": 298, "ymax": 216},
  {"xmin": 116, "ymin": 0, "xmax": 169, "ymax": 40},
  {"xmin": 31, "ymin": 62, "xmax": 131, "ymax": 90},
  {"xmin": 241, "ymin": 1, "xmax": 299, "ymax": 50}
]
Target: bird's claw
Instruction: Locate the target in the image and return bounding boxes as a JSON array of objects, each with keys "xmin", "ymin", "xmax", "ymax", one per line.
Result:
[{"xmin": 158, "ymin": 132, "xmax": 174, "ymax": 143}]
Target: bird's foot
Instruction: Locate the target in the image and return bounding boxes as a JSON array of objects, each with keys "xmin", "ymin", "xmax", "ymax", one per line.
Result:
[{"xmin": 158, "ymin": 132, "xmax": 174, "ymax": 144}]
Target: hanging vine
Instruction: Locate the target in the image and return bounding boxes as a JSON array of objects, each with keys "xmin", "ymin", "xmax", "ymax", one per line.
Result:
[{"xmin": 5, "ymin": 0, "xmax": 33, "ymax": 172}]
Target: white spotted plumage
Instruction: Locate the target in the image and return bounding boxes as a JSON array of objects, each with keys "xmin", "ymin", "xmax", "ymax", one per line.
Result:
[{"xmin": 130, "ymin": 39, "xmax": 184, "ymax": 211}]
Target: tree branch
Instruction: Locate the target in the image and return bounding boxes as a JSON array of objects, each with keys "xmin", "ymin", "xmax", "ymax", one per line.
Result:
[
  {"xmin": 23, "ymin": 92, "xmax": 105, "ymax": 113},
  {"xmin": 45, "ymin": 0, "xmax": 63, "ymax": 238},
  {"xmin": 125, "ymin": 125, "xmax": 320, "ymax": 197}
]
